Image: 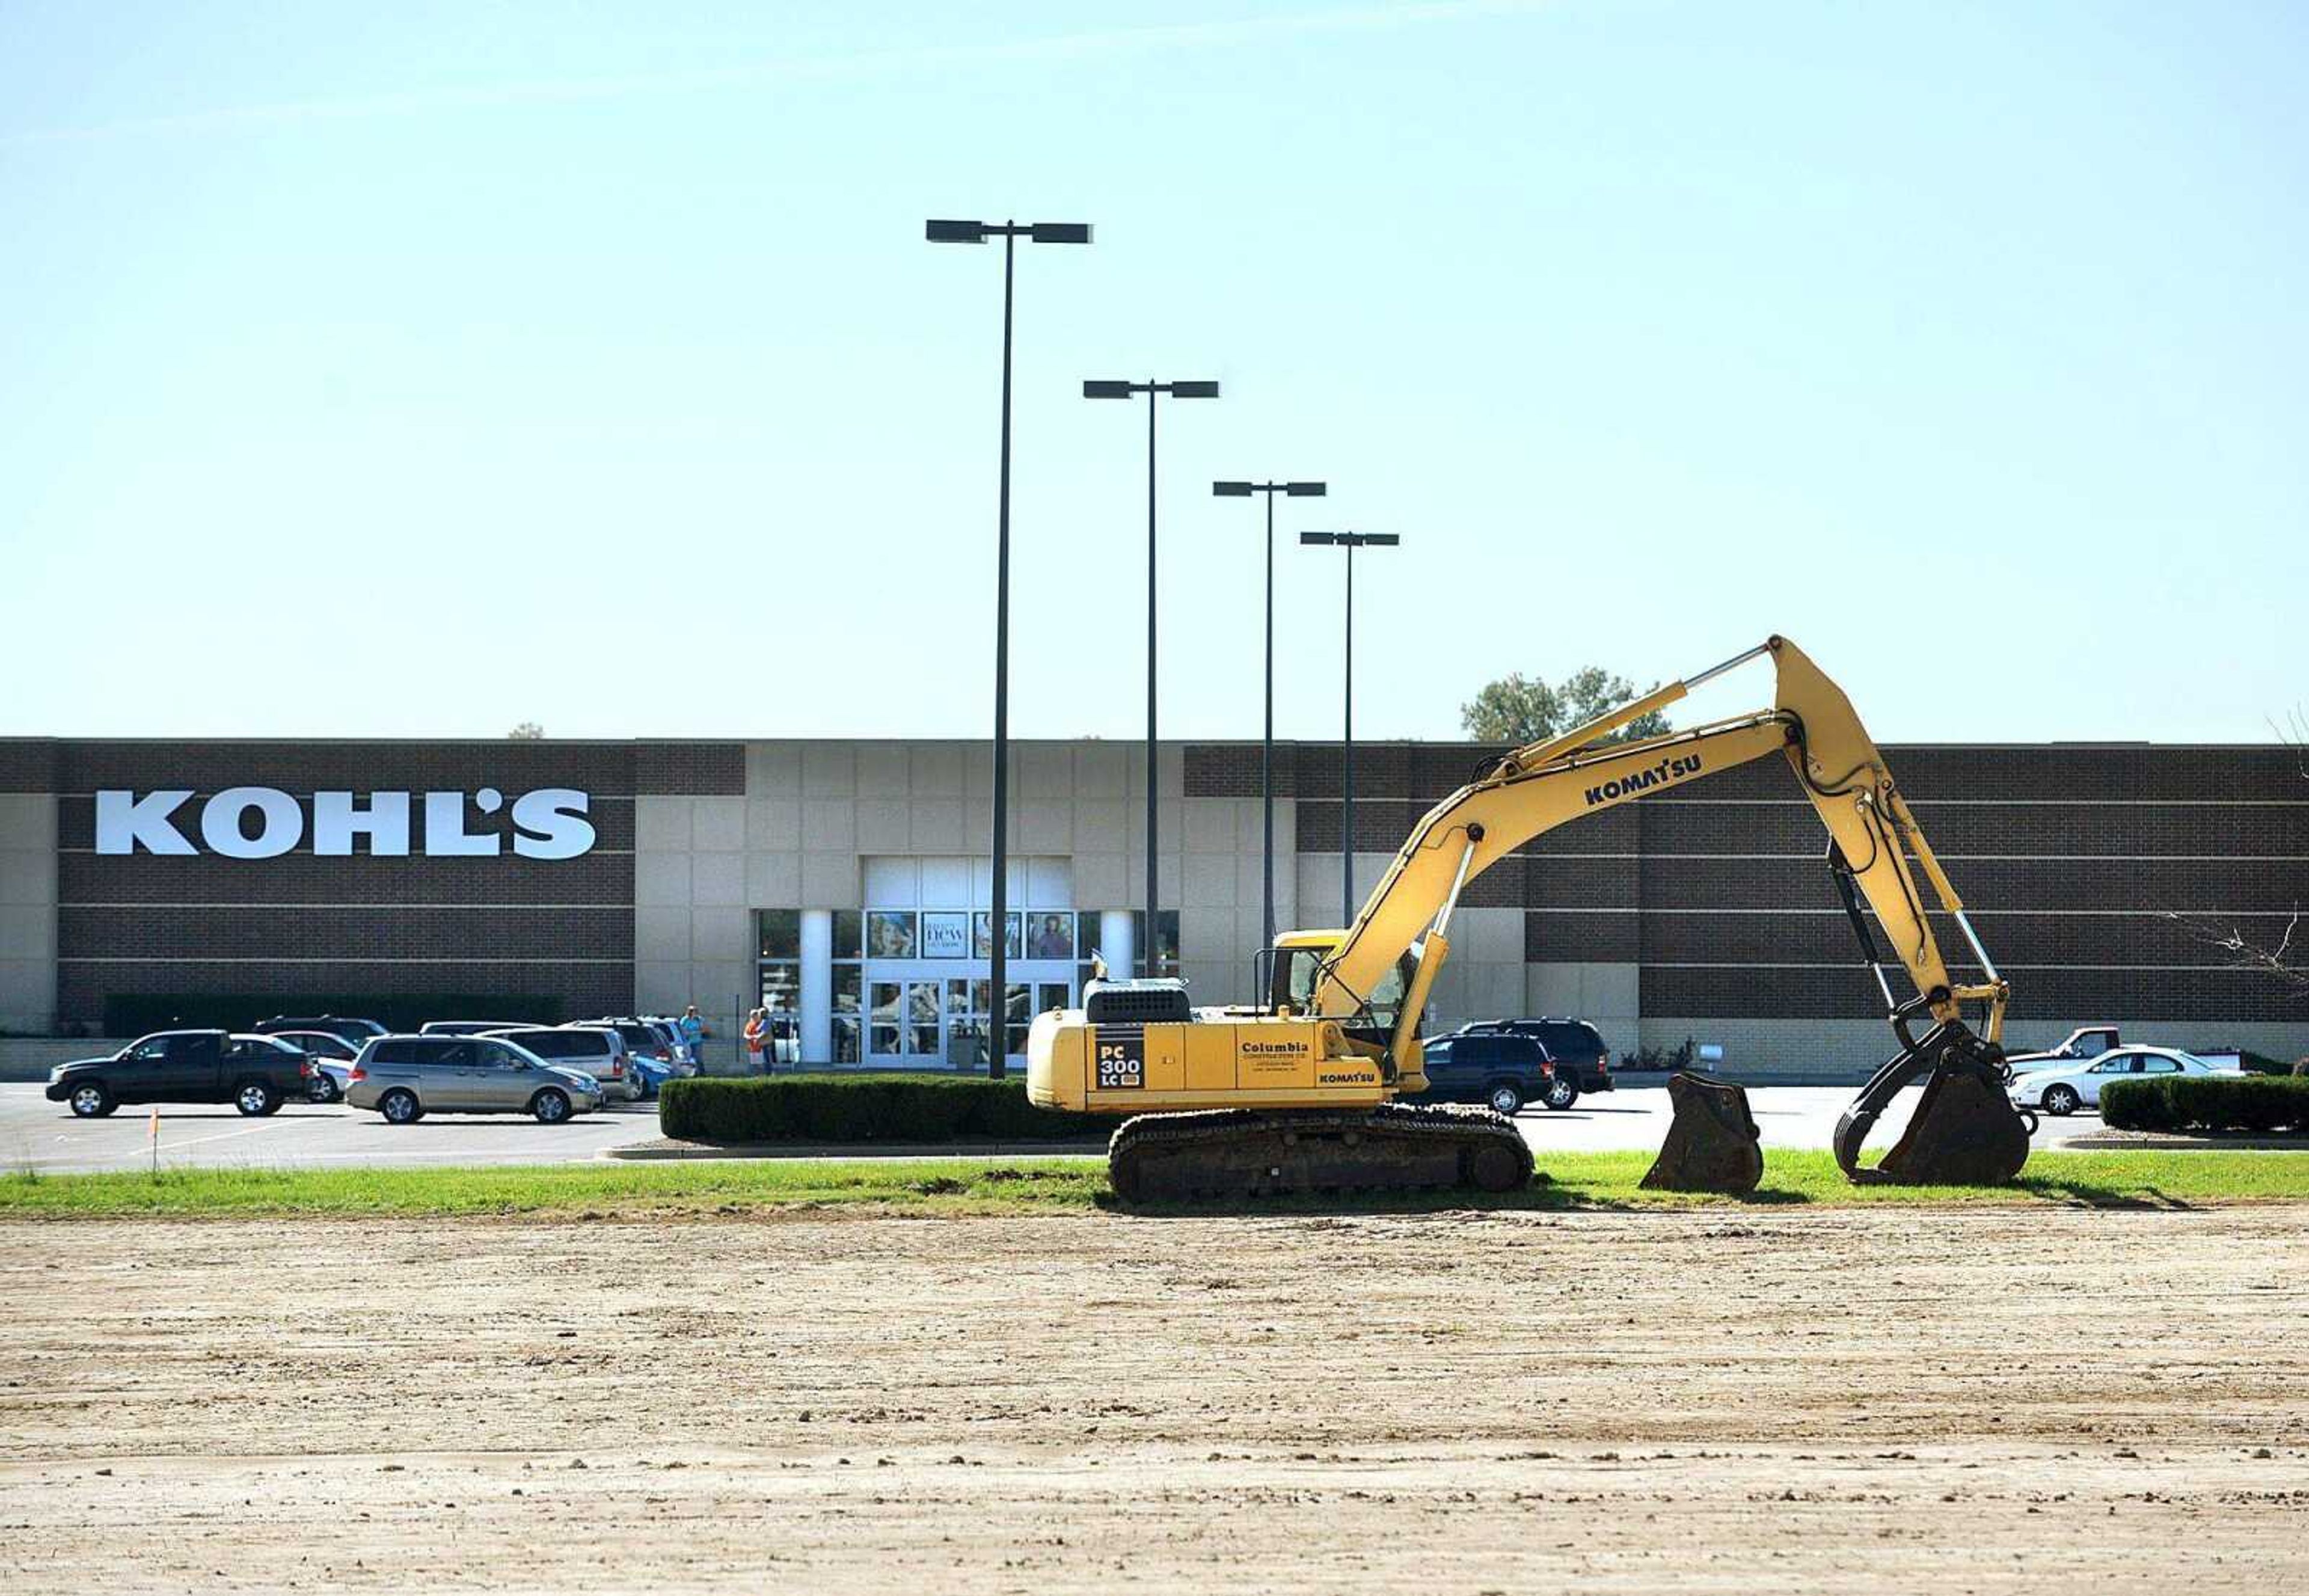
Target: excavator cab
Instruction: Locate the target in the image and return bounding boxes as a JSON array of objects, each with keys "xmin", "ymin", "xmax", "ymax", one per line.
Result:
[{"xmin": 1263, "ymin": 935, "xmax": 1435, "ymax": 1092}]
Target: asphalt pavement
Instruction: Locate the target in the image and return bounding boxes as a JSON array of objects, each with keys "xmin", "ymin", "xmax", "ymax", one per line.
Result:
[{"xmin": 0, "ymin": 1081, "xmax": 2089, "ymax": 1175}]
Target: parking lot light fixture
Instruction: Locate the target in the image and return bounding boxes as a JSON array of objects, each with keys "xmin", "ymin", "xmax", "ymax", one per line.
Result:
[
  {"xmin": 925, "ymin": 216, "xmax": 1092, "ymax": 1074},
  {"xmin": 1300, "ymin": 530, "xmax": 1402, "ymax": 928},
  {"xmin": 1084, "ymin": 377, "xmax": 1222, "ymax": 977},
  {"xmin": 1213, "ymin": 479, "xmax": 1329, "ymax": 957}
]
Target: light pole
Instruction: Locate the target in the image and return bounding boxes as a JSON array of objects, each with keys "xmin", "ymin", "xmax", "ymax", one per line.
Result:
[
  {"xmin": 927, "ymin": 218, "xmax": 1091, "ymax": 1074},
  {"xmin": 1084, "ymin": 376, "xmax": 1220, "ymax": 978},
  {"xmin": 1213, "ymin": 479, "xmax": 1326, "ymax": 957},
  {"xmin": 1300, "ymin": 531, "xmax": 1400, "ymax": 929}
]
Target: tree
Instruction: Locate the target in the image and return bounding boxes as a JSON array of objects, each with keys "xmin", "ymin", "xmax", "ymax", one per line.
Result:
[
  {"xmin": 508, "ymin": 722, "xmax": 544, "ymax": 741},
  {"xmin": 1460, "ymin": 666, "xmax": 1672, "ymax": 746}
]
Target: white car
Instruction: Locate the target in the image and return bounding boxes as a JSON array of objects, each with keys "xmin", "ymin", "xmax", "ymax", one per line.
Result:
[
  {"xmin": 2008, "ymin": 1046, "xmax": 2234, "ymax": 1117},
  {"xmin": 642, "ymin": 1016, "xmax": 704, "ymax": 1071},
  {"xmin": 265, "ymin": 1028, "xmax": 364, "ymax": 1103}
]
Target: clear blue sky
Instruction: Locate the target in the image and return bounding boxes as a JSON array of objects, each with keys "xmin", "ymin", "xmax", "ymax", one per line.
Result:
[{"xmin": 2, "ymin": 1, "xmax": 2302, "ymax": 744}]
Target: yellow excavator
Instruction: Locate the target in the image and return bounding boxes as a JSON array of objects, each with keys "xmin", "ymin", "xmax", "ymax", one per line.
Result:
[{"xmin": 1027, "ymin": 636, "xmax": 2033, "ymax": 1200}]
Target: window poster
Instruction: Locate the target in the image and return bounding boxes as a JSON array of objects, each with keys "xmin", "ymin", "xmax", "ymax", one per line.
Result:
[{"xmin": 921, "ymin": 912, "xmax": 969, "ymax": 958}]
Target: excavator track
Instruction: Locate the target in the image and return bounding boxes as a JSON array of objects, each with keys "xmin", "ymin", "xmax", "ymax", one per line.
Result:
[{"xmin": 1106, "ymin": 1102, "xmax": 1534, "ymax": 1204}]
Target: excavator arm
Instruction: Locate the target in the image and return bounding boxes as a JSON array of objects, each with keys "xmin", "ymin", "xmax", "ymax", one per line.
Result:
[{"xmin": 1301, "ymin": 636, "xmax": 2029, "ymax": 1185}]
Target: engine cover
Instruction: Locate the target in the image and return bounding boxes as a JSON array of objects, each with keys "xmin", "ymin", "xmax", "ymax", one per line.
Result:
[{"xmin": 1081, "ymin": 978, "xmax": 1193, "ymax": 1026}]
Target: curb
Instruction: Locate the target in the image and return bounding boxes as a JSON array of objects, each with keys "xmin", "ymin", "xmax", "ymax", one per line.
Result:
[
  {"xmin": 2058, "ymin": 1132, "xmax": 2309, "ymax": 1152},
  {"xmin": 607, "ymin": 1138, "xmax": 1111, "ymax": 1162}
]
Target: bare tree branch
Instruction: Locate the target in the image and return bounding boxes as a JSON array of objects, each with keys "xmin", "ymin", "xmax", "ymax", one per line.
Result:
[
  {"xmin": 2165, "ymin": 907, "xmax": 2307, "ymax": 994},
  {"xmin": 2161, "ymin": 706, "xmax": 2305, "ymax": 995},
  {"xmin": 2271, "ymin": 704, "xmax": 2308, "ymax": 779}
]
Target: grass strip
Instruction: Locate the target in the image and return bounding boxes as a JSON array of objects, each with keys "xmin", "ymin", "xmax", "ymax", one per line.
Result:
[{"xmin": 0, "ymin": 1149, "xmax": 2302, "ymax": 1218}]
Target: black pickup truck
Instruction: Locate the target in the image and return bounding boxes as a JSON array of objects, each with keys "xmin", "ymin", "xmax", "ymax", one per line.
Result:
[{"xmin": 45, "ymin": 1030, "xmax": 315, "ymax": 1119}]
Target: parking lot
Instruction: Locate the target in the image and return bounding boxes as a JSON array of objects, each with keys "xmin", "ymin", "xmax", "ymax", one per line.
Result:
[
  {"xmin": 0, "ymin": 1079, "xmax": 2087, "ymax": 1174},
  {"xmin": 0, "ymin": 1085, "xmax": 670, "ymax": 1173}
]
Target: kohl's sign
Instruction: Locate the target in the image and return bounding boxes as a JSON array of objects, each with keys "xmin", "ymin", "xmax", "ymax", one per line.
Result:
[{"xmin": 94, "ymin": 788, "xmax": 596, "ymax": 861}]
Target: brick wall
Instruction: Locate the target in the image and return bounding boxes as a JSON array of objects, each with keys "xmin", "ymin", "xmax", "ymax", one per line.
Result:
[
  {"xmin": 13, "ymin": 739, "xmax": 738, "ymax": 1029},
  {"xmin": 1228, "ymin": 740, "xmax": 2309, "ymax": 1027}
]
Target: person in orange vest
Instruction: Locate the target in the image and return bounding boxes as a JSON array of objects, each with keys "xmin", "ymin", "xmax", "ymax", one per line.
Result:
[{"xmin": 742, "ymin": 1007, "xmax": 768, "ymax": 1073}]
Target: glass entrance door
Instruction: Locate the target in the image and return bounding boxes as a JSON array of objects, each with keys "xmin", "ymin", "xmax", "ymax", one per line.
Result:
[
  {"xmin": 868, "ymin": 981, "xmax": 944, "ymax": 1061},
  {"xmin": 863, "ymin": 969, "xmax": 1076, "ymax": 1068}
]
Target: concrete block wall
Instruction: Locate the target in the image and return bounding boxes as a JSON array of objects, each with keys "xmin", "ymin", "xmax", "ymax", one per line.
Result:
[
  {"xmin": 0, "ymin": 794, "xmax": 57, "ymax": 1033},
  {"xmin": 1180, "ymin": 796, "xmax": 1296, "ymax": 1007},
  {"xmin": 1525, "ymin": 962, "xmax": 1640, "ymax": 1052},
  {"xmin": 632, "ymin": 794, "xmax": 754, "ymax": 1021},
  {"xmin": 638, "ymin": 740, "xmax": 1192, "ymax": 1022}
]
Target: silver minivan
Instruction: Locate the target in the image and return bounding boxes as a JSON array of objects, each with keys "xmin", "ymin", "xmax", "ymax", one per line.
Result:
[
  {"xmin": 346, "ymin": 1034, "xmax": 604, "ymax": 1124},
  {"xmin": 484, "ymin": 1026, "xmax": 642, "ymax": 1103}
]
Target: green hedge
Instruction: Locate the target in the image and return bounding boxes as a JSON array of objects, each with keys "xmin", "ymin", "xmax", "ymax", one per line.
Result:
[
  {"xmin": 2100, "ymin": 1075, "xmax": 2309, "ymax": 1134},
  {"xmin": 658, "ymin": 1073, "xmax": 1108, "ymax": 1144}
]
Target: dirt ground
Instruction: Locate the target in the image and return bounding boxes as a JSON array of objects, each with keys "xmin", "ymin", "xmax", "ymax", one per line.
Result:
[{"xmin": 2, "ymin": 1206, "xmax": 2305, "ymax": 1594}]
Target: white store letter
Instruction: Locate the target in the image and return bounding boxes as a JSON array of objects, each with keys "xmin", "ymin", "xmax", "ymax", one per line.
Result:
[
  {"xmin": 313, "ymin": 791, "xmax": 412, "ymax": 856},
  {"xmin": 199, "ymin": 787, "xmax": 305, "ymax": 859},
  {"xmin": 423, "ymin": 791, "xmax": 499, "ymax": 856},
  {"xmin": 94, "ymin": 790, "xmax": 197, "ymax": 856},
  {"xmin": 511, "ymin": 788, "xmax": 596, "ymax": 860}
]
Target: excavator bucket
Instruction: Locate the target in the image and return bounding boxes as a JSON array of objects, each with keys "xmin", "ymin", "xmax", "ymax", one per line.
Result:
[
  {"xmin": 1833, "ymin": 1021, "xmax": 2031, "ymax": 1186},
  {"xmin": 1640, "ymin": 1071, "xmax": 1764, "ymax": 1195}
]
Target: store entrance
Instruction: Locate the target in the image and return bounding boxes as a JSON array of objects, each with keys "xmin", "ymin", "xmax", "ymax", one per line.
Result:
[{"xmin": 834, "ymin": 862, "xmax": 1096, "ymax": 1070}]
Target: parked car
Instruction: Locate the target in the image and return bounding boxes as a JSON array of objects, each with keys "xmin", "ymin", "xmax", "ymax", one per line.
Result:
[
  {"xmin": 483, "ymin": 1026, "xmax": 642, "ymax": 1102},
  {"xmin": 252, "ymin": 1015, "xmax": 388, "ymax": 1045},
  {"xmin": 46, "ymin": 1031, "xmax": 316, "ymax": 1118},
  {"xmin": 627, "ymin": 1052, "xmax": 677, "ymax": 1097},
  {"xmin": 302, "ymin": 1056, "xmax": 354, "ymax": 1104},
  {"xmin": 1458, "ymin": 1017, "xmax": 1613, "ymax": 1108},
  {"xmin": 346, "ymin": 1034, "xmax": 603, "ymax": 1124},
  {"xmin": 266, "ymin": 1028, "xmax": 364, "ymax": 1102},
  {"xmin": 642, "ymin": 1014, "xmax": 701, "ymax": 1070},
  {"xmin": 2008, "ymin": 1046, "xmax": 2234, "ymax": 1117},
  {"xmin": 1409, "ymin": 1031, "xmax": 1555, "ymax": 1117},
  {"xmin": 419, "ymin": 1019, "xmax": 541, "ymax": 1037},
  {"xmin": 584, "ymin": 1017, "xmax": 696, "ymax": 1078}
]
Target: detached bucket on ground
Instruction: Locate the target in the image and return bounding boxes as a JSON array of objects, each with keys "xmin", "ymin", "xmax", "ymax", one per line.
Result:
[{"xmin": 1640, "ymin": 1072, "xmax": 1764, "ymax": 1195}]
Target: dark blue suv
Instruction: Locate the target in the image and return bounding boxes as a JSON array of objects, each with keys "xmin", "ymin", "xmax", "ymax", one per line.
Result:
[
  {"xmin": 1461, "ymin": 1017, "xmax": 1613, "ymax": 1108},
  {"xmin": 1411, "ymin": 1031, "xmax": 1555, "ymax": 1117}
]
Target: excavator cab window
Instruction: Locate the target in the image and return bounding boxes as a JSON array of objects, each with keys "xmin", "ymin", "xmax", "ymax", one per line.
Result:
[
  {"xmin": 1365, "ymin": 953, "xmax": 1416, "ymax": 1031},
  {"xmin": 1268, "ymin": 946, "xmax": 1421, "ymax": 1038},
  {"xmin": 1271, "ymin": 947, "xmax": 1327, "ymax": 1013},
  {"xmin": 1342, "ymin": 951, "xmax": 1424, "ymax": 1055}
]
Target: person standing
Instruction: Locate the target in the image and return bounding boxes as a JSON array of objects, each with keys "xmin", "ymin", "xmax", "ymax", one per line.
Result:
[
  {"xmin": 742, "ymin": 1007, "xmax": 768, "ymax": 1074},
  {"xmin": 679, "ymin": 1004, "xmax": 708, "ymax": 1072}
]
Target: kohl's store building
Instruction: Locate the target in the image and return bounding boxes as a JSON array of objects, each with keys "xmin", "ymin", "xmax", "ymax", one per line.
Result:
[{"xmin": 0, "ymin": 735, "xmax": 2302, "ymax": 1077}]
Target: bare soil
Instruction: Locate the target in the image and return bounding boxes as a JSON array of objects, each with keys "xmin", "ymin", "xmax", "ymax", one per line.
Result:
[{"xmin": 2, "ymin": 1206, "xmax": 2305, "ymax": 1594}]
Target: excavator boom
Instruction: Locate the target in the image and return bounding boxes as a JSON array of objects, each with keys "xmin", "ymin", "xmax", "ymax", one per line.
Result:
[{"xmin": 1300, "ymin": 635, "xmax": 2027, "ymax": 1185}]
